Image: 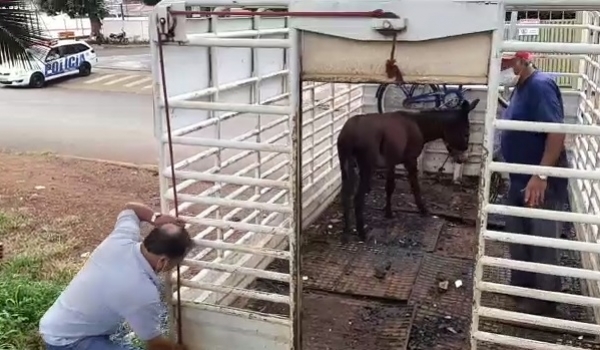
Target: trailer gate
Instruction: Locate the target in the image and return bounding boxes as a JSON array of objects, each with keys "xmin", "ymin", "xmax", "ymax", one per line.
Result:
[
  {"xmin": 473, "ymin": 3, "xmax": 600, "ymax": 350},
  {"xmin": 150, "ymin": 1, "xmax": 600, "ymax": 349}
]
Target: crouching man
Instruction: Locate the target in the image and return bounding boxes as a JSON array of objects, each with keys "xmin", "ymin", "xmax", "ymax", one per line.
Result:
[
  {"xmin": 40, "ymin": 202, "xmax": 194, "ymax": 350},
  {"xmin": 500, "ymin": 51, "xmax": 569, "ymax": 316}
]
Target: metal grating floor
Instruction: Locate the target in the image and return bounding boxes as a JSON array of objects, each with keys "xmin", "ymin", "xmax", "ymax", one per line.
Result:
[
  {"xmin": 302, "ymin": 223, "xmax": 424, "ymax": 301},
  {"xmin": 302, "ymin": 292, "xmax": 415, "ymax": 350}
]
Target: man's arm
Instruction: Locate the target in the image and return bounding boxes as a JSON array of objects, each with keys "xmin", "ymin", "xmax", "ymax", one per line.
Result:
[
  {"xmin": 124, "ymin": 202, "xmax": 156, "ymax": 224},
  {"xmin": 109, "ymin": 203, "xmax": 157, "ymax": 241},
  {"xmin": 533, "ymin": 79, "xmax": 566, "ymax": 167},
  {"xmin": 123, "ymin": 302, "xmax": 187, "ymax": 350},
  {"xmin": 146, "ymin": 336, "xmax": 187, "ymax": 350}
]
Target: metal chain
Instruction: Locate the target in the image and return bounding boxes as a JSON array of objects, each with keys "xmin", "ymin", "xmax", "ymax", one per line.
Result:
[
  {"xmin": 385, "ymin": 32, "xmax": 404, "ymax": 83},
  {"xmin": 156, "ymin": 21, "xmax": 184, "ymax": 345}
]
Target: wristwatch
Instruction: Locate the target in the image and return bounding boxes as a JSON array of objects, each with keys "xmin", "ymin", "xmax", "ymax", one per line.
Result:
[
  {"xmin": 150, "ymin": 212, "xmax": 162, "ymax": 224},
  {"xmin": 537, "ymin": 175, "xmax": 548, "ymax": 181}
]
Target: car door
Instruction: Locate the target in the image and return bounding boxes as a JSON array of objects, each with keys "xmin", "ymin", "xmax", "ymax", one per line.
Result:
[
  {"xmin": 73, "ymin": 43, "xmax": 95, "ymax": 65},
  {"xmin": 43, "ymin": 47, "xmax": 67, "ymax": 79},
  {"xmin": 61, "ymin": 44, "xmax": 85, "ymax": 75}
]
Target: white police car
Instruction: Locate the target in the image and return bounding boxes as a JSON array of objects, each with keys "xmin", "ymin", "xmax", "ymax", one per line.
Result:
[{"xmin": 0, "ymin": 39, "xmax": 98, "ymax": 88}]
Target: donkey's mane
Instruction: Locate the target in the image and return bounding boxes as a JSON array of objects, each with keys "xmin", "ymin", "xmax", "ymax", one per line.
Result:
[{"xmin": 389, "ymin": 106, "xmax": 467, "ymax": 123}]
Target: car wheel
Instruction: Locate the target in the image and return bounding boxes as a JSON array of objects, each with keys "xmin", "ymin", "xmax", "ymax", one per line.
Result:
[
  {"xmin": 28, "ymin": 72, "xmax": 45, "ymax": 88},
  {"xmin": 79, "ymin": 62, "xmax": 92, "ymax": 77}
]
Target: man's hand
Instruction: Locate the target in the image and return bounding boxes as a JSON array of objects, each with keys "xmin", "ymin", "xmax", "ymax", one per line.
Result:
[
  {"xmin": 154, "ymin": 214, "xmax": 186, "ymax": 228},
  {"xmin": 524, "ymin": 175, "xmax": 547, "ymax": 207},
  {"xmin": 146, "ymin": 336, "xmax": 188, "ymax": 350}
]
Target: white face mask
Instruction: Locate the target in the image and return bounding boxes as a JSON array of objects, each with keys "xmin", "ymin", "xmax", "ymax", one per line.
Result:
[{"xmin": 499, "ymin": 68, "xmax": 519, "ymax": 87}]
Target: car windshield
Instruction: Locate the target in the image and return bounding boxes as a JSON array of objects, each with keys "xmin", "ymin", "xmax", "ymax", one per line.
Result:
[{"xmin": 26, "ymin": 45, "xmax": 50, "ymax": 61}]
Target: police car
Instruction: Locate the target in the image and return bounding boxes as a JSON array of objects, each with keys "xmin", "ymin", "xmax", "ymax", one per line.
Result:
[{"xmin": 0, "ymin": 39, "xmax": 98, "ymax": 88}]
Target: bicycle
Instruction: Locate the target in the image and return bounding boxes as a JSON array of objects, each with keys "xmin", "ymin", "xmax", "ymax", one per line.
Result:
[{"xmin": 376, "ymin": 82, "xmax": 467, "ymax": 113}]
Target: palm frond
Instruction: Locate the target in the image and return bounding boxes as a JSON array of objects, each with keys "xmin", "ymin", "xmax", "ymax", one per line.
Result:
[{"xmin": 0, "ymin": 0, "xmax": 49, "ymax": 66}]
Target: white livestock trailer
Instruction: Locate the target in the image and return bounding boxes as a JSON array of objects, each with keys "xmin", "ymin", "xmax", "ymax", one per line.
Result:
[{"xmin": 149, "ymin": 1, "xmax": 600, "ymax": 349}]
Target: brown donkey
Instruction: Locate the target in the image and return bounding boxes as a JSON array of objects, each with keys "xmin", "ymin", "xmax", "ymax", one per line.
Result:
[{"xmin": 337, "ymin": 99, "xmax": 480, "ymax": 243}]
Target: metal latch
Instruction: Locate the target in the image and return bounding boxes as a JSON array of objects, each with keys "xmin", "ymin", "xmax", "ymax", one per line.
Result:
[
  {"xmin": 371, "ymin": 11, "xmax": 407, "ymax": 36},
  {"xmin": 373, "ymin": 18, "xmax": 408, "ymax": 36}
]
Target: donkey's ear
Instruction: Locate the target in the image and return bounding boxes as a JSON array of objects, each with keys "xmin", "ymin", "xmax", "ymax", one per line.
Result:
[
  {"xmin": 460, "ymin": 99, "xmax": 470, "ymax": 110},
  {"xmin": 468, "ymin": 98, "xmax": 480, "ymax": 112}
]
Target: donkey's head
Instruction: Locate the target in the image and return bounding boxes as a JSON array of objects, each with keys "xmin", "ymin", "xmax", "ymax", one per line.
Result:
[{"xmin": 441, "ymin": 98, "xmax": 480, "ymax": 164}]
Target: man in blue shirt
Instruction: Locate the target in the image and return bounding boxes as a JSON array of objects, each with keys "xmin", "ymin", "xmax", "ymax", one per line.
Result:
[
  {"xmin": 39, "ymin": 202, "xmax": 193, "ymax": 350},
  {"xmin": 499, "ymin": 51, "xmax": 568, "ymax": 316}
]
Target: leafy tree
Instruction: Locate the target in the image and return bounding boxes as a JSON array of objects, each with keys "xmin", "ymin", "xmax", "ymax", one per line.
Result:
[
  {"xmin": 0, "ymin": 0, "xmax": 48, "ymax": 65},
  {"xmin": 37, "ymin": 0, "xmax": 108, "ymax": 37}
]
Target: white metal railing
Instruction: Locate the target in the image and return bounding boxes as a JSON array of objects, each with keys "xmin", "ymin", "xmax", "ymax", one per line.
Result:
[
  {"xmin": 151, "ymin": 6, "xmax": 363, "ymax": 348},
  {"xmin": 471, "ymin": 3, "xmax": 600, "ymax": 350}
]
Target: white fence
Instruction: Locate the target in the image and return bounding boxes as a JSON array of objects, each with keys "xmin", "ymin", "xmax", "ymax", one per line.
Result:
[{"xmin": 40, "ymin": 13, "xmax": 150, "ymax": 41}]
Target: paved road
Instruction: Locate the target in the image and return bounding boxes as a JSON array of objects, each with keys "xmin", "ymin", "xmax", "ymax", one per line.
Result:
[
  {"xmin": 60, "ymin": 68, "xmax": 154, "ymax": 94},
  {"xmin": 94, "ymin": 46, "xmax": 151, "ymax": 71},
  {"xmin": 0, "ymin": 48, "xmax": 357, "ymax": 168},
  {"xmin": 0, "ymin": 86, "xmax": 159, "ymax": 164}
]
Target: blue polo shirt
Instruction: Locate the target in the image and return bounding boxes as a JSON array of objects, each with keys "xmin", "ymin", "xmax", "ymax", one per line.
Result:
[{"xmin": 500, "ymin": 71, "xmax": 568, "ymax": 194}]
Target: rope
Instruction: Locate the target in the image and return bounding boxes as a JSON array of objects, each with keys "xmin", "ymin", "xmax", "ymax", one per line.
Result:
[
  {"xmin": 156, "ymin": 22, "xmax": 183, "ymax": 345},
  {"xmin": 385, "ymin": 32, "xmax": 404, "ymax": 83}
]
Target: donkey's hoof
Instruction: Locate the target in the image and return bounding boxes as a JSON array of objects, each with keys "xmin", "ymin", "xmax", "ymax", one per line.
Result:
[
  {"xmin": 384, "ymin": 211, "xmax": 393, "ymax": 219},
  {"xmin": 341, "ymin": 234, "xmax": 350, "ymax": 244},
  {"xmin": 419, "ymin": 208, "xmax": 430, "ymax": 217}
]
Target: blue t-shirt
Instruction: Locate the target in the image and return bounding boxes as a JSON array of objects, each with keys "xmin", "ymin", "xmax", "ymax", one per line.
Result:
[
  {"xmin": 39, "ymin": 210, "xmax": 164, "ymax": 346},
  {"xmin": 500, "ymin": 71, "xmax": 568, "ymax": 193}
]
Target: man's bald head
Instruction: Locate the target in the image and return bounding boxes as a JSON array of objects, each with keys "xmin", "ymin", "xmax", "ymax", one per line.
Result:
[{"xmin": 143, "ymin": 224, "xmax": 193, "ymax": 260}]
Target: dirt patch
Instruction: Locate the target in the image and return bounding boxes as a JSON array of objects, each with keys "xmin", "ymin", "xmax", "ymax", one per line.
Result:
[{"xmin": 0, "ymin": 151, "xmax": 160, "ymax": 258}]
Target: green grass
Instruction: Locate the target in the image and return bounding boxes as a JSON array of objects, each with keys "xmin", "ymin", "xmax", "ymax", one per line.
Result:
[
  {"xmin": 0, "ymin": 211, "xmax": 72, "ymax": 350},
  {"xmin": 0, "ymin": 257, "xmax": 67, "ymax": 350}
]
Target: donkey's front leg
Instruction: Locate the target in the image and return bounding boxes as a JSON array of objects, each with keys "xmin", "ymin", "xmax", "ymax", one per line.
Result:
[
  {"xmin": 405, "ymin": 161, "xmax": 428, "ymax": 216},
  {"xmin": 384, "ymin": 166, "xmax": 396, "ymax": 219}
]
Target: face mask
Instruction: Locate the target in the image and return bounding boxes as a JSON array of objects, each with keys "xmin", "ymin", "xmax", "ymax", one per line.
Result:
[
  {"xmin": 499, "ymin": 68, "xmax": 519, "ymax": 87},
  {"xmin": 155, "ymin": 258, "xmax": 170, "ymax": 274}
]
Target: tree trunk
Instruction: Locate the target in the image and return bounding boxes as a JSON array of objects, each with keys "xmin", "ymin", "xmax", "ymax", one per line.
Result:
[{"xmin": 89, "ymin": 14, "xmax": 102, "ymax": 37}]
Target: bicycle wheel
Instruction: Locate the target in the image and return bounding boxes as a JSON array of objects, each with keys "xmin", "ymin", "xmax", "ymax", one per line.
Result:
[
  {"xmin": 441, "ymin": 89, "xmax": 464, "ymax": 108},
  {"xmin": 376, "ymin": 83, "xmax": 440, "ymax": 114}
]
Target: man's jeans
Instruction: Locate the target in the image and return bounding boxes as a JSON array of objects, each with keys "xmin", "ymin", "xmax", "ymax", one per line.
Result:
[
  {"xmin": 506, "ymin": 185, "xmax": 566, "ymax": 294},
  {"xmin": 45, "ymin": 336, "xmax": 127, "ymax": 350}
]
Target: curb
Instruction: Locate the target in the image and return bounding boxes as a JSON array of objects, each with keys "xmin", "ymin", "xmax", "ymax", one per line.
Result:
[
  {"xmin": 2, "ymin": 149, "xmax": 158, "ymax": 172},
  {"xmin": 95, "ymin": 66, "xmax": 151, "ymax": 73},
  {"xmin": 92, "ymin": 44, "xmax": 150, "ymax": 49},
  {"xmin": 51, "ymin": 154, "xmax": 158, "ymax": 172}
]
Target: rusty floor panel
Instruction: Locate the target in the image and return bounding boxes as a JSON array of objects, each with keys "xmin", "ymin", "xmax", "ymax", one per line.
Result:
[
  {"xmin": 435, "ymin": 224, "xmax": 477, "ymax": 259},
  {"xmin": 409, "ymin": 254, "xmax": 474, "ymax": 318},
  {"xmin": 302, "ymin": 292, "xmax": 415, "ymax": 350},
  {"xmin": 302, "ymin": 232, "xmax": 423, "ymax": 301}
]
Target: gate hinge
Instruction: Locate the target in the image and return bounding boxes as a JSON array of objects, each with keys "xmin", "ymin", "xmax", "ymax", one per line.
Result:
[
  {"xmin": 373, "ymin": 18, "xmax": 408, "ymax": 36},
  {"xmin": 154, "ymin": 2, "xmax": 187, "ymax": 43}
]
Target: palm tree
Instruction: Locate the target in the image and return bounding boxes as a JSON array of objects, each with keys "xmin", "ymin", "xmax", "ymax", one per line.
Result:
[{"xmin": 0, "ymin": 0, "xmax": 49, "ymax": 65}]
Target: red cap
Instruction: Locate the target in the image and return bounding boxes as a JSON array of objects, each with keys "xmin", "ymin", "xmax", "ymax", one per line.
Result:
[{"xmin": 504, "ymin": 51, "xmax": 534, "ymax": 62}]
